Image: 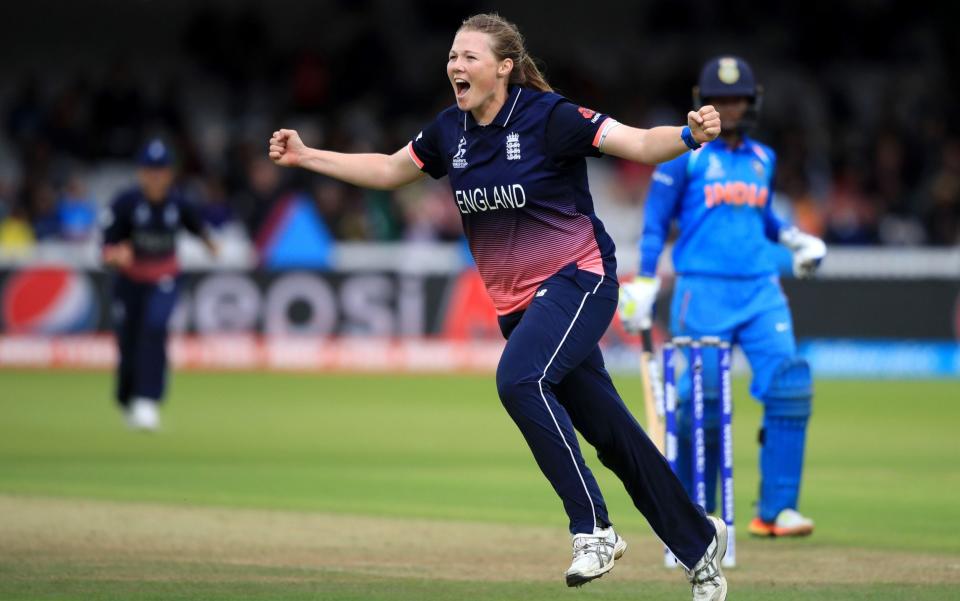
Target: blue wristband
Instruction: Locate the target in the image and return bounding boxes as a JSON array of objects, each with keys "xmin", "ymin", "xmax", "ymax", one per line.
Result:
[{"xmin": 681, "ymin": 126, "xmax": 701, "ymax": 150}]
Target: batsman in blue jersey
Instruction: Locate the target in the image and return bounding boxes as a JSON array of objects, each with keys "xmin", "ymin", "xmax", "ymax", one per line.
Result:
[{"xmin": 618, "ymin": 57, "xmax": 826, "ymax": 537}]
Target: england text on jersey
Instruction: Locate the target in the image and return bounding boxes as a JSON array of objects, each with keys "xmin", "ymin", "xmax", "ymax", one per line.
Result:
[{"xmin": 454, "ymin": 185, "xmax": 527, "ymax": 214}]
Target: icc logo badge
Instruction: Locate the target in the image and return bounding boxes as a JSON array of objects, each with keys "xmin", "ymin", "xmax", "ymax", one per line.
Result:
[
  {"xmin": 718, "ymin": 58, "xmax": 740, "ymax": 84},
  {"xmin": 452, "ymin": 136, "xmax": 468, "ymax": 169}
]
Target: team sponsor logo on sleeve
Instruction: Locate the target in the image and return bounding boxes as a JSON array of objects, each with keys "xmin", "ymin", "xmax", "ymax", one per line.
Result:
[
  {"xmin": 452, "ymin": 136, "xmax": 469, "ymax": 169},
  {"xmin": 652, "ymin": 171, "xmax": 675, "ymax": 186},
  {"xmin": 578, "ymin": 106, "xmax": 603, "ymax": 124},
  {"xmin": 506, "ymin": 132, "xmax": 521, "ymax": 161}
]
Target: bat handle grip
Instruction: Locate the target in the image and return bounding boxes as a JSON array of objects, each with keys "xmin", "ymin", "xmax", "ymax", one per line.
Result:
[{"xmin": 640, "ymin": 328, "xmax": 654, "ymax": 354}]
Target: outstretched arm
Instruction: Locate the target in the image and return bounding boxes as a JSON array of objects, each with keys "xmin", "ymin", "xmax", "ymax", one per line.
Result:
[
  {"xmin": 600, "ymin": 106, "xmax": 721, "ymax": 165},
  {"xmin": 268, "ymin": 129, "xmax": 424, "ymax": 191}
]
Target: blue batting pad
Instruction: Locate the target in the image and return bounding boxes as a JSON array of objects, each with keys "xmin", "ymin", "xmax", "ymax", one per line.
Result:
[{"xmin": 759, "ymin": 358, "xmax": 812, "ymax": 521}]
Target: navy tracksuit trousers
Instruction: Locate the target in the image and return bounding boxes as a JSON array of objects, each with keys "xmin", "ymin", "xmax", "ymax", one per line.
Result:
[
  {"xmin": 495, "ymin": 265, "xmax": 713, "ymax": 568},
  {"xmin": 112, "ymin": 275, "xmax": 179, "ymax": 407}
]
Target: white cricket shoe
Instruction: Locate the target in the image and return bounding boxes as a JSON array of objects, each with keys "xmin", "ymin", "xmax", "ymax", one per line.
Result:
[
  {"xmin": 564, "ymin": 526, "xmax": 627, "ymax": 587},
  {"xmin": 686, "ymin": 516, "xmax": 728, "ymax": 601},
  {"xmin": 774, "ymin": 508, "xmax": 814, "ymax": 535},
  {"xmin": 126, "ymin": 398, "xmax": 160, "ymax": 431},
  {"xmin": 748, "ymin": 508, "xmax": 815, "ymax": 537}
]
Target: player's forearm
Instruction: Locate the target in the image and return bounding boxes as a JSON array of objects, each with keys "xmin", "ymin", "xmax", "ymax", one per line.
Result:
[
  {"xmin": 638, "ymin": 235, "xmax": 665, "ymax": 277},
  {"xmin": 603, "ymin": 125, "xmax": 690, "ymax": 166},
  {"xmin": 763, "ymin": 204, "xmax": 788, "ymax": 243},
  {"xmin": 634, "ymin": 127, "xmax": 691, "ymax": 165},
  {"xmin": 298, "ymin": 149, "xmax": 404, "ymax": 190},
  {"xmin": 637, "ymin": 186, "xmax": 675, "ymax": 276}
]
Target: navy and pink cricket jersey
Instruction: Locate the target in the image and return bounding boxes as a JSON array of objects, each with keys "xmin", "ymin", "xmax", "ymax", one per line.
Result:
[
  {"xmin": 407, "ymin": 86, "xmax": 719, "ymax": 562},
  {"xmin": 103, "ymin": 186, "xmax": 206, "ymax": 406},
  {"xmin": 102, "ymin": 188, "xmax": 206, "ymax": 283},
  {"xmin": 408, "ymin": 86, "xmax": 621, "ymax": 315}
]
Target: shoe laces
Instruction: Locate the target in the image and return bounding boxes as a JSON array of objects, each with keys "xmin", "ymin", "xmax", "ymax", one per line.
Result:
[
  {"xmin": 571, "ymin": 531, "xmax": 615, "ymax": 563},
  {"xmin": 685, "ymin": 538, "xmax": 721, "ymax": 586}
]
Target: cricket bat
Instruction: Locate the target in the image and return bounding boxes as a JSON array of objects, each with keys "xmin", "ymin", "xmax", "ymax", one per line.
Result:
[{"xmin": 639, "ymin": 328, "xmax": 666, "ymax": 453}]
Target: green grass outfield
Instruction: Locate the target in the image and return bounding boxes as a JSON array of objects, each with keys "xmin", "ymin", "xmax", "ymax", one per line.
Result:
[{"xmin": 1, "ymin": 369, "xmax": 959, "ymax": 600}]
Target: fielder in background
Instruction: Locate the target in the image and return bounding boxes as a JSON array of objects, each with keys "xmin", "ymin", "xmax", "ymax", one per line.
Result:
[
  {"xmin": 101, "ymin": 139, "xmax": 217, "ymax": 431},
  {"xmin": 618, "ymin": 56, "xmax": 827, "ymax": 537}
]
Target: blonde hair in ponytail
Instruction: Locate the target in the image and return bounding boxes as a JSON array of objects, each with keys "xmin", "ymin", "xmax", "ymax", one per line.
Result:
[{"xmin": 458, "ymin": 13, "xmax": 553, "ymax": 93}]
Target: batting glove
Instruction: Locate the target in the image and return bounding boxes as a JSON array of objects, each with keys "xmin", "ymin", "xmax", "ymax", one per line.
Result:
[
  {"xmin": 780, "ymin": 227, "xmax": 827, "ymax": 279},
  {"xmin": 618, "ymin": 276, "xmax": 660, "ymax": 332}
]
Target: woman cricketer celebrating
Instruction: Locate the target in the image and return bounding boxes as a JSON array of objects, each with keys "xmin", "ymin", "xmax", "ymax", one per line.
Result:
[{"xmin": 270, "ymin": 14, "xmax": 728, "ymax": 600}]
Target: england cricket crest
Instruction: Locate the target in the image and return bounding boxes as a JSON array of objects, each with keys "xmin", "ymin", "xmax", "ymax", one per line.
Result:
[{"xmin": 506, "ymin": 132, "xmax": 521, "ymax": 161}]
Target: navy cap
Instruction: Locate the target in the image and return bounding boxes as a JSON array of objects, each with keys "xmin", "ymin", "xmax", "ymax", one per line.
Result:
[
  {"xmin": 697, "ymin": 56, "xmax": 757, "ymax": 98},
  {"xmin": 137, "ymin": 138, "xmax": 174, "ymax": 167}
]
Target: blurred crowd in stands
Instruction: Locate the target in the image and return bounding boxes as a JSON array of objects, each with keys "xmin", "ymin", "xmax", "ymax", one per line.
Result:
[{"xmin": 0, "ymin": 0, "xmax": 957, "ymax": 256}]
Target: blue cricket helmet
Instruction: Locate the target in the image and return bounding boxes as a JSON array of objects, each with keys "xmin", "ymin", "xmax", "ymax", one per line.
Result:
[
  {"xmin": 137, "ymin": 138, "xmax": 174, "ymax": 168},
  {"xmin": 693, "ymin": 55, "xmax": 764, "ymax": 132},
  {"xmin": 696, "ymin": 56, "xmax": 757, "ymax": 99}
]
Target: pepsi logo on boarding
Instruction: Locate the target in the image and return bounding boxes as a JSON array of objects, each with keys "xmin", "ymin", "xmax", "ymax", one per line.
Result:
[{"xmin": 1, "ymin": 268, "xmax": 99, "ymax": 333}]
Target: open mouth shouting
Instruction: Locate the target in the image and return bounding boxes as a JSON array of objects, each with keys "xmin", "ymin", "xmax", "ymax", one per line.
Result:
[{"xmin": 454, "ymin": 78, "xmax": 471, "ymax": 100}]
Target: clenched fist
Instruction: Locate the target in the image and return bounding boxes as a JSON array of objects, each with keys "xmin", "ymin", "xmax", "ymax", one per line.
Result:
[
  {"xmin": 268, "ymin": 129, "xmax": 307, "ymax": 168},
  {"xmin": 687, "ymin": 105, "xmax": 721, "ymax": 144},
  {"xmin": 103, "ymin": 242, "xmax": 133, "ymax": 269}
]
